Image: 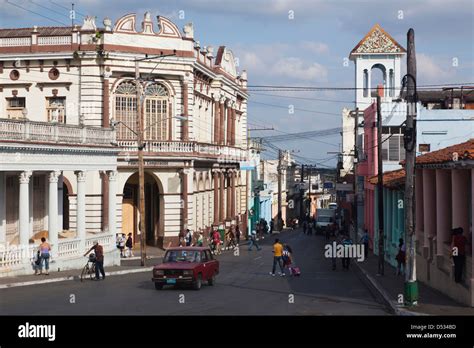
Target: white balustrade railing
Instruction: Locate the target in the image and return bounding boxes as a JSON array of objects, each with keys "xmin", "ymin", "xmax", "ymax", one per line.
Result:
[
  {"xmin": 0, "ymin": 37, "xmax": 31, "ymax": 47},
  {"xmin": 0, "ymin": 243, "xmax": 35, "ymax": 269},
  {"xmin": 38, "ymin": 36, "xmax": 72, "ymax": 45},
  {"xmin": 86, "ymin": 233, "xmax": 115, "ymax": 252},
  {"xmin": 117, "ymin": 140, "xmax": 249, "ymax": 161},
  {"xmin": 57, "ymin": 238, "xmax": 81, "ymax": 258},
  {"xmin": 0, "ymin": 118, "xmax": 115, "ymax": 146}
]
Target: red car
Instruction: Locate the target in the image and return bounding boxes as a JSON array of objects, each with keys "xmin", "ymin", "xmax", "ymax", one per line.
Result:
[{"xmin": 152, "ymin": 247, "xmax": 219, "ymax": 290}]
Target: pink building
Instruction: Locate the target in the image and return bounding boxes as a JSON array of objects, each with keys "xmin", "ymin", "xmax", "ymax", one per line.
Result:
[
  {"xmin": 357, "ymin": 102, "xmax": 378, "ymax": 250},
  {"xmin": 414, "ymin": 139, "xmax": 474, "ymax": 306}
]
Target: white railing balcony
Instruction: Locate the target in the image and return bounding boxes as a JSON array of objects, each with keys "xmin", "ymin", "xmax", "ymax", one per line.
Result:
[
  {"xmin": 0, "ymin": 118, "xmax": 116, "ymax": 147},
  {"xmin": 118, "ymin": 140, "xmax": 249, "ymax": 162}
]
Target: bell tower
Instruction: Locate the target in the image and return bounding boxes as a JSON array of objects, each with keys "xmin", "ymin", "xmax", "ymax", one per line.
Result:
[{"xmin": 350, "ymin": 24, "xmax": 406, "ymax": 109}]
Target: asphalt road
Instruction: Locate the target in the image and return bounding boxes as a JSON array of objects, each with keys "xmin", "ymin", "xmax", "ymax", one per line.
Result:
[{"xmin": 0, "ymin": 229, "xmax": 389, "ymax": 315}]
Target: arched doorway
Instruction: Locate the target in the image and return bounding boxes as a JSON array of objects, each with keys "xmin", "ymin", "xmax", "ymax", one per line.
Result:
[{"xmin": 122, "ymin": 172, "xmax": 161, "ymax": 247}]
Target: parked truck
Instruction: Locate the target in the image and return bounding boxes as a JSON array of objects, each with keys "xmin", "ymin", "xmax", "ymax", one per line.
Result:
[{"xmin": 315, "ymin": 208, "xmax": 336, "ymax": 234}]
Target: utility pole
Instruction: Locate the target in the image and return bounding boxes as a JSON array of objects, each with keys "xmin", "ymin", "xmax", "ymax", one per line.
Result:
[
  {"xmin": 376, "ymin": 91, "xmax": 384, "ymax": 275},
  {"xmin": 404, "ymin": 28, "xmax": 418, "ymax": 305},
  {"xmin": 277, "ymin": 149, "xmax": 283, "ymax": 231},
  {"xmin": 353, "ymin": 108, "xmax": 359, "ymax": 242},
  {"xmin": 308, "ymin": 165, "xmax": 312, "ymax": 217},
  {"xmin": 135, "ymin": 60, "xmax": 147, "ymax": 266},
  {"xmin": 299, "ymin": 164, "xmax": 305, "ymax": 221}
]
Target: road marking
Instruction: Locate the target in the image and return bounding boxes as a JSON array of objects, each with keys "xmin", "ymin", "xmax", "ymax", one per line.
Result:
[
  {"xmin": 253, "ymin": 256, "xmax": 262, "ymax": 260},
  {"xmin": 0, "ymin": 267, "xmax": 153, "ymax": 289}
]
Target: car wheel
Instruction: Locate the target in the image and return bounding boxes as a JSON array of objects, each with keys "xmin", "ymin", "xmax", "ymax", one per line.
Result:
[
  {"xmin": 208, "ymin": 273, "xmax": 215, "ymax": 286},
  {"xmin": 193, "ymin": 274, "xmax": 202, "ymax": 290},
  {"xmin": 154, "ymin": 283, "xmax": 163, "ymax": 290}
]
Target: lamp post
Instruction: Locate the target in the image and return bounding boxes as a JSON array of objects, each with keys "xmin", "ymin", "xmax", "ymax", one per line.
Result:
[{"xmin": 111, "ymin": 114, "xmax": 186, "ymax": 266}]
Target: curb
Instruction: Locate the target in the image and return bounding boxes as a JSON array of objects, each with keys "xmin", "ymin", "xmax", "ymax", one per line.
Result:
[
  {"xmin": 0, "ymin": 267, "xmax": 153, "ymax": 290},
  {"xmin": 353, "ymin": 261, "xmax": 427, "ymax": 316}
]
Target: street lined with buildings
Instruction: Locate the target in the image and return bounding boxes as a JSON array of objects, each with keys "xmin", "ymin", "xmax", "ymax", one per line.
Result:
[{"xmin": 0, "ymin": 3, "xmax": 473, "ymax": 321}]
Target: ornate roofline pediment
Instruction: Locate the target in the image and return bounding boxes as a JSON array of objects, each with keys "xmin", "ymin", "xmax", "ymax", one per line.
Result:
[
  {"xmin": 350, "ymin": 24, "xmax": 406, "ymax": 58},
  {"xmin": 113, "ymin": 12, "xmax": 182, "ymax": 38}
]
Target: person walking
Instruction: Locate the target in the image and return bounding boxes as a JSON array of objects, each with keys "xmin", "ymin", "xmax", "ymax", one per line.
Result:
[
  {"xmin": 269, "ymin": 220, "xmax": 274, "ymax": 234},
  {"xmin": 196, "ymin": 231, "xmax": 204, "ymax": 247},
  {"xmin": 84, "ymin": 241, "xmax": 105, "ymax": 280},
  {"xmin": 117, "ymin": 233, "xmax": 126, "ymax": 258},
  {"xmin": 451, "ymin": 227, "xmax": 467, "ymax": 283},
  {"xmin": 360, "ymin": 229, "xmax": 370, "ymax": 259},
  {"xmin": 235, "ymin": 225, "xmax": 241, "ymax": 245},
  {"xmin": 341, "ymin": 234, "xmax": 353, "ymax": 270},
  {"xmin": 308, "ymin": 219, "xmax": 314, "ymax": 236},
  {"xmin": 396, "ymin": 238, "xmax": 406, "ymax": 276},
  {"xmin": 185, "ymin": 229, "xmax": 193, "ymax": 247},
  {"xmin": 35, "ymin": 237, "xmax": 51, "ymax": 275},
  {"xmin": 212, "ymin": 229, "xmax": 221, "ymax": 255},
  {"xmin": 282, "ymin": 244, "xmax": 293, "ymax": 274},
  {"xmin": 178, "ymin": 229, "xmax": 186, "ymax": 247},
  {"xmin": 125, "ymin": 233, "xmax": 134, "ymax": 257},
  {"xmin": 270, "ymin": 239, "xmax": 285, "ymax": 276},
  {"xmin": 248, "ymin": 229, "xmax": 261, "ymax": 251},
  {"xmin": 302, "ymin": 220, "xmax": 307, "ymax": 235}
]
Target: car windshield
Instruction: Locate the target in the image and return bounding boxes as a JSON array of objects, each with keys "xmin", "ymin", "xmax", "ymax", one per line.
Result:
[
  {"xmin": 318, "ymin": 216, "xmax": 332, "ymax": 223},
  {"xmin": 164, "ymin": 250, "xmax": 201, "ymax": 263}
]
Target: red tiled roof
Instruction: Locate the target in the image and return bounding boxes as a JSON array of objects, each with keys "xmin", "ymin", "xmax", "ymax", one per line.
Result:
[
  {"xmin": 0, "ymin": 27, "xmax": 73, "ymax": 38},
  {"xmin": 369, "ymin": 169, "xmax": 405, "ymax": 188},
  {"xmin": 415, "ymin": 138, "xmax": 474, "ymax": 165}
]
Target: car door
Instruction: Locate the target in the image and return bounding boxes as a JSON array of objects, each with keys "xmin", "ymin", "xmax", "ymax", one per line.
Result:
[
  {"xmin": 200, "ymin": 251, "xmax": 210, "ymax": 280},
  {"xmin": 206, "ymin": 250, "xmax": 218, "ymax": 276}
]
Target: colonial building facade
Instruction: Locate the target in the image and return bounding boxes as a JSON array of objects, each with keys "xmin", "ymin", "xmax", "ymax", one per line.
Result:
[{"xmin": 0, "ymin": 12, "xmax": 249, "ymax": 275}]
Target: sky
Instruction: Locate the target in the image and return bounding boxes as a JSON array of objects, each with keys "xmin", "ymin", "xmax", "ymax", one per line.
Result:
[{"xmin": 1, "ymin": 0, "xmax": 473, "ymax": 166}]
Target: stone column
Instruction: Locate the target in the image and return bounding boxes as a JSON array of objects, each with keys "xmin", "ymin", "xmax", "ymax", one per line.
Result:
[
  {"xmin": 181, "ymin": 81, "xmax": 189, "ymax": 141},
  {"xmin": 435, "ymin": 169, "xmax": 451, "ymax": 263},
  {"xmin": 219, "ymin": 97, "xmax": 225, "ymax": 145},
  {"xmin": 0, "ymin": 172, "xmax": 5, "ymax": 244},
  {"xmin": 58, "ymin": 173, "xmax": 63, "ymax": 232},
  {"xmin": 181, "ymin": 168, "xmax": 189, "ymax": 231},
  {"xmin": 214, "ymin": 97, "xmax": 220, "ymax": 144},
  {"xmin": 48, "ymin": 171, "xmax": 60, "ymax": 256},
  {"xmin": 231, "ymin": 108, "xmax": 236, "ymax": 145},
  {"xmin": 212, "ymin": 170, "xmax": 219, "ymax": 225},
  {"xmin": 231, "ymin": 170, "xmax": 236, "ymax": 219},
  {"xmin": 226, "ymin": 101, "xmax": 233, "ymax": 145},
  {"xmin": 108, "ymin": 170, "xmax": 118, "ymax": 235},
  {"xmin": 226, "ymin": 171, "xmax": 232, "ymax": 219},
  {"xmin": 75, "ymin": 171, "xmax": 86, "ymax": 252},
  {"xmin": 422, "ymin": 169, "xmax": 436, "ymax": 259},
  {"xmin": 19, "ymin": 171, "xmax": 32, "ymax": 248},
  {"xmin": 219, "ymin": 171, "xmax": 225, "ymax": 223}
]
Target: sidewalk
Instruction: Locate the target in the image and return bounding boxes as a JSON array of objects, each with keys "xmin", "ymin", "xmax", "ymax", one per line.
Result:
[
  {"xmin": 354, "ymin": 253, "xmax": 474, "ymax": 315},
  {"xmin": 0, "ymin": 246, "xmax": 166, "ymax": 289}
]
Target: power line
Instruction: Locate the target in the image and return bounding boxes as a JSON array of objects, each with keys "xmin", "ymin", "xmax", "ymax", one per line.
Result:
[
  {"xmin": 5, "ymin": 0, "xmax": 69, "ymax": 26},
  {"xmin": 247, "ymin": 82, "xmax": 474, "ymax": 91},
  {"xmin": 49, "ymin": 0, "xmax": 86, "ymax": 18},
  {"xmin": 28, "ymin": 0, "xmax": 70, "ymax": 19}
]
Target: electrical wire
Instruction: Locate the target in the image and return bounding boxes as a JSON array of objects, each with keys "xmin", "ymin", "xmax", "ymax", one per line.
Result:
[{"xmin": 5, "ymin": 0, "xmax": 69, "ymax": 26}]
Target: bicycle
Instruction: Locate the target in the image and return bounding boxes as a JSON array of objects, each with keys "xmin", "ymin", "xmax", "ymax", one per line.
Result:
[{"xmin": 80, "ymin": 253, "xmax": 96, "ymax": 282}]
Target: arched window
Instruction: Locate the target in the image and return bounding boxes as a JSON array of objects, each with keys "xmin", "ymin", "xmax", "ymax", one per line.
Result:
[
  {"xmin": 144, "ymin": 83, "xmax": 169, "ymax": 140},
  {"xmin": 114, "ymin": 81, "xmax": 138, "ymax": 140},
  {"xmin": 114, "ymin": 81, "xmax": 170, "ymax": 141}
]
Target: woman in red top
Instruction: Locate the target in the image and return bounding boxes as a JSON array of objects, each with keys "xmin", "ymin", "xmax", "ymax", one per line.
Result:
[{"xmin": 451, "ymin": 227, "xmax": 467, "ymax": 283}]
